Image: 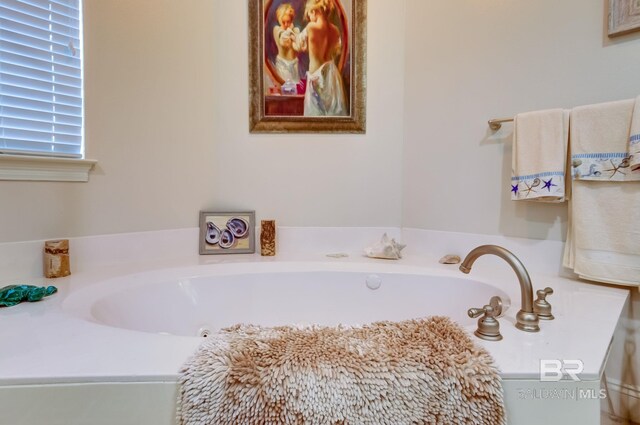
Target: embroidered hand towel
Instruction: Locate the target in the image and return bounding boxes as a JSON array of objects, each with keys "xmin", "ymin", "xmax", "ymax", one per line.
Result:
[
  {"xmin": 564, "ymin": 99, "xmax": 640, "ymax": 286},
  {"xmin": 629, "ymin": 95, "xmax": 640, "ymax": 172},
  {"xmin": 570, "ymin": 99, "xmax": 640, "ymax": 182},
  {"xmin": 511, "ymin": 109, "xmax": 569, "ymax": 202}
]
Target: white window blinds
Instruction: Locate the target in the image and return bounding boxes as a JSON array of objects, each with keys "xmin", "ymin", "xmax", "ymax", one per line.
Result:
[{"xmin": 0, "ymin": 0, "xmax": 83, "ymax": 158}]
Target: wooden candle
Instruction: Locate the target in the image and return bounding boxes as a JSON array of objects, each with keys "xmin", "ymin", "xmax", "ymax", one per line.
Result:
[
  {"xmin": 260, "ymin": 220, "xmax": 276, "ymax": 256},
  {"xmin": 44, "ymin": 239, "xmax": 71, "ymax": 278}
]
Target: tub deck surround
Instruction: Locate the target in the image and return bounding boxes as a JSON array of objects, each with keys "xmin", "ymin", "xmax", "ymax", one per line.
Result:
[
  {"xmin": 0, "ymin": 245, "xmax": 628, "ymax": 387},
  {"xmin": 0, "ymin": 229, "xmax": 629, "ymax": 425}
]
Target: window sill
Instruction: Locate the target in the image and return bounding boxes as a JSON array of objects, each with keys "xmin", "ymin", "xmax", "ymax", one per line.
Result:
[{"xmin": 0, "ymin": 155, "xmax": 97, "ymax": 182}]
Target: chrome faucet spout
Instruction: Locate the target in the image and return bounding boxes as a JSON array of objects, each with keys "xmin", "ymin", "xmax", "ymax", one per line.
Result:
[{"xmin": 459, "ymin": 245, "xmax": 539, "ymax": 332}]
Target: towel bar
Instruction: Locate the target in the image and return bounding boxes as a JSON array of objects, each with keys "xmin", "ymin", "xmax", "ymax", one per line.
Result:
[{"xmin": 488, "ymin": 117, "xmax": 514, "ymax": 131}]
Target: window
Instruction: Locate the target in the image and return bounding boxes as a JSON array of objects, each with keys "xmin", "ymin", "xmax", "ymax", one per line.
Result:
[{"xmin": 0, "ymin": 0, "xmax": 93, "ymax": 181}]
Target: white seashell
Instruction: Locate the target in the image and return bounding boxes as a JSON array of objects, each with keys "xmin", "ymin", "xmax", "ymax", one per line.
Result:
[
  {"xmin": 439, "ymin": 254, "xmax": 461, "ymax": 264},
  {"xmin": 326, "ymin": 253, "xmax": 349, "ymax": 258},
  {"xmin": 364, "ymin": 233, "xmax": 406, "ymax": 260}
]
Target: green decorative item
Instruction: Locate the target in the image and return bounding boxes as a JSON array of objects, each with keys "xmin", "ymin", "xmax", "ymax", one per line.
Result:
[{"xmin": 0, "ymin": 285, "xmax": 58, "ymax": 307}]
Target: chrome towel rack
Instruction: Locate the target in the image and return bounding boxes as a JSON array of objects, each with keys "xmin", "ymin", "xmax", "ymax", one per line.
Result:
[{"xmin": 488, "ymin": 117, "xmax": 514, "ymax": 131}]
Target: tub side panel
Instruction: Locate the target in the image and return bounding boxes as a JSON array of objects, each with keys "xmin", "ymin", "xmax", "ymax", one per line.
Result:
[{"xmin": 0, "ymin": 382, "xmax": 178, "ymax": 425}]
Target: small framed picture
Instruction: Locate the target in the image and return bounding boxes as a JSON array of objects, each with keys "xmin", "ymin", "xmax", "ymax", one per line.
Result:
[{"xmin": 199, "ymin": 211, "xmax": 256, "ymax": 255}]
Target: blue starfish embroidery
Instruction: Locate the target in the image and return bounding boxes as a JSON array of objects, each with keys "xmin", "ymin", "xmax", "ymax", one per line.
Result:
[
  {"xmin": 511, "ymin": 184, "xmax": 519, "ymax": 195},
  {"xmin": 542, "ymin": 178, "xmax": 557, "ymax": 192}
]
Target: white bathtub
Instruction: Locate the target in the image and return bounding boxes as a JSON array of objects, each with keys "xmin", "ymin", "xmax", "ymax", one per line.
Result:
[
  {"xmin": 0, "ymin": 252, "xmax": 629, "ymax": 425},
  {"xmin": 63, "ymin": 267, "xmax": 510, "ymax": 337}
]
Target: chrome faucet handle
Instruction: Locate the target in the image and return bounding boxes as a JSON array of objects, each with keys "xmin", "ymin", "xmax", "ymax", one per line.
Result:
[
  {"xmin": 468, "ymin": 296, "xmax": 503, "ymax": 341},
  {"xmin": 533, "ymin": 287, "xmax": 554, "ymax": 320}
]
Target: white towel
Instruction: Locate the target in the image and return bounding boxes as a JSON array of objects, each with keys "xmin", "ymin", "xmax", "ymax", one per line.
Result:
[
  {"xmin": 570, "ymin": 99, "xmax": 640, "ymax": 182},
  {"xmin": 563, "ymin": 99, "xmax": 640, "ymax": 287},
  {"xmin": 511, "ymin": 109, "xmax": 569, "ymax": 202},
  {"xmin": 629, "ymin": 95, "xmax": 640, "ymax": 172}
]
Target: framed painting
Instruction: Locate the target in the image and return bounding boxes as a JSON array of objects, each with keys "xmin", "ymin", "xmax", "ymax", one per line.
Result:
[
  {"xmin": 248, "ymin": 0, "xmax": 366, "ymax": 133},
  {"xmin": 199, "ymin": 211, "xmax": 256, "ymax": 255},
  {"xmin": 609, "ymin": 0, "xmax": 640, "ymax": 37}
]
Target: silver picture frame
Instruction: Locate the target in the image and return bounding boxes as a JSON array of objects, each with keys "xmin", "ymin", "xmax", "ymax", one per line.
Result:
[
  {"xmin": 609, "ymin": 0, "xmax": 640, "ymax": 37},
  {"xmin": 199, "ymin": 211, "xmax": 256, "ymax": 255}
]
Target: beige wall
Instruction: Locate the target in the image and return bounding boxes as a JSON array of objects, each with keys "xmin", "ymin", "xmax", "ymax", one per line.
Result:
[
  {"xmin": 402, "ymin": 0, "xmax": 640, "ymax": 241},
  {"xmin": 2, "ymin": 0, "xmax": 640, "ymax": 244},
  {"xmin": 0, "ymin": 0, "xmax": 405, "ymax": 243},
  {"xmin": 208, "ymin": 0, "xmax": 405, "ymax": 227},
  {"xmin": 0, "ymin": 0, "xmax": 217, "ymax": 243}
]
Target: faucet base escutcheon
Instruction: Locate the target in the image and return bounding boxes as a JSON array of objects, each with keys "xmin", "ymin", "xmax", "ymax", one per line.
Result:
[
  {"xmin": 516, "ymin": 310, "xmax": 540, "ymax": 332},
  {"xmin": 468, "ymin": 296, "xmax": 504, "ymax": 341}
]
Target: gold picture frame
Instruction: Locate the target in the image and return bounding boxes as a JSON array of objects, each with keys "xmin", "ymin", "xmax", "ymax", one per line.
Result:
[{"xmin": 248, "ymin": 0, "xmax": 367, "ymax": 133}]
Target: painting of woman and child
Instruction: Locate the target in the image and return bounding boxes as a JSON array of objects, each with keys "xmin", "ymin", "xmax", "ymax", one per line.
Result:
[{"xmin": 249, "ymin": 0, "xmax": 366, "ymax": 133}]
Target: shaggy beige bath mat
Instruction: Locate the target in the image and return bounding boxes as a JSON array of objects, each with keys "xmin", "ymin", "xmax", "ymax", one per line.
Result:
[{"xmin": 177, "ymin": 316, "xmax": 505, "ymax": 425}]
